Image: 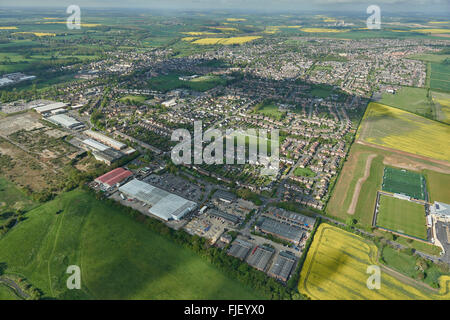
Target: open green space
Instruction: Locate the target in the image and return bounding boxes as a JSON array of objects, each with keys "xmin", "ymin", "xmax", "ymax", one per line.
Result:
[
  {"xmin": 0, "ymin": 284, "xmax": 19, "ymax": 300},
  {"xmin": 253, "ymin": 100, "xmax": 285, "ymax": 120},
  {"xmin": 378, "ymin": 87, "xmax": 434, "ymax": 119},
  {"xmin": 0, "ymin": 189, "xmax": 262, "ymax": 300},
  {"xmin": 376, "ymin": 194, "xmax": 427, "ymax": 240},
  {"xmin": 294, "ymin": 167, "xmax": 315, "ymax": 177},
  {"xmin": 430, "ymin": 62, "xmax": 450, "ymax": 92},
  {"xmin": 148, "ymin": 74, "xmax": 227, "ymax": 92},
  {"xmin": 0, "ymin": 178, "xmax": 36, "ymax": 218},
  {"xmin": 381, "ymin": 246, "xmax": 449, "ymax": 288}
]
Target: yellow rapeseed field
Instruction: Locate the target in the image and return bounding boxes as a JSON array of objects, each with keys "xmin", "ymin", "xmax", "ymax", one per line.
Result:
[
  {"xmin": 0, "ymin": 26, "xmax": 17, "ymax": 30},
  {"xmin": 42, "ymin": 22, "xmax": 101, "ymax": 27},
  {"xmin": 13, "ymin": 32, "xmax": 55, "ymax": 37},
  {"xmin": 301, "ymin": 28, "xmax": 346, "ymax": 33},
  {"xmin": 191, "ymin": 36, "xmax": 261, "ymax": 45},
  {"xmin": 358, "ymin": 102, "xmax": 450, "ymax": 162},
  {"xmin": 411, "ymin": 29, "xmax": 450, "ymax": 34},
  {"xmin": 207, "ymin": 26, "xmax": 239, "ymax": 32},
  {"xmin": 182, "ymin": 32, "xmax": 216, "ymax": 36},
  {"xmin": 226, "ymin": 18, "xmax": 247, "ymax": 22},
  {"xmin": 299, "ymin": 224, "xmax": 450, "ymax": 300}
]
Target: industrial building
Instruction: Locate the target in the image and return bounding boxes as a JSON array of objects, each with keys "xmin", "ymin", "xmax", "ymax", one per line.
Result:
[
  {"xmin": 46, "ymin": 114, "xmax": 84, "ymax": 130},
  {"xmin": 84, "ymin": 130, "xmax": 126, "ymax": 150},
  {"xmin": 267, "ymin": 208, "xmax": 316, "ymax": 230},
  {"xmin": 213, "ymin": 190, "xmax": 236, "ymax": 203},
  {"xmin": 208, "ymin": 209, "xmax": 240, "ymax": 225},
  {"xmin": 228, "ymin": 239, "xmax": 253, "ymax": 260},
  {"xmin": 95, "ymin": 168, "xmax": 133, "ymax": 188},
  {"xmin": 119, "ymin": 179, "xmax": 197, "ymax": 221},
  {"xmin": 35, "ymin": 102, "xmax": 67, "ymax": 114},
  {"xmin": 268, "ymin": 251, "xmax": 297, "ymax": 282},
  {"xmin": 255, "ymin": 216, "xmax": 306, "ymax": 245},
  {"xmin": 246, "ymin": 245, "xmax": 274, "ymax": 272}
]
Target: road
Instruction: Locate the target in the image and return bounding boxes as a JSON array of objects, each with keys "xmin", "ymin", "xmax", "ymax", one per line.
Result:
[{"xmin": 0, "ymin": 277, "xmax": 30, "ymax": 299}]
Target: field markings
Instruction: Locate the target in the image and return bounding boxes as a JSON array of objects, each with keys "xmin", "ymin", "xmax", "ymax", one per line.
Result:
[{"xmin": 347, "ymin": 154, "xmax": 377, "ymax": 215}]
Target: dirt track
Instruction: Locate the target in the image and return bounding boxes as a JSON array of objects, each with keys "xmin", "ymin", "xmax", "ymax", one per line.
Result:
[
  {"xmin": 356, "ymin": 140, "xmax": 450, "ymax": 173},
  {"xmin": 347, "ymin": 154, "xmax": 376, "ymax": 215}
]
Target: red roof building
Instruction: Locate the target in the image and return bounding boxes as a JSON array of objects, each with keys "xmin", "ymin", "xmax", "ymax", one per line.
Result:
[{"xmin": 95, "ymin": 168, "xmax": 133, "ymax": 188}]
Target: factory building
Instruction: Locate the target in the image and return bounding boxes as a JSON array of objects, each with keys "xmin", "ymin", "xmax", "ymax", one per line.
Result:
[
  {"xmin": 84, "ymin": 130, "xmax": 127, "ymax": 150},
  {"xmin": 268, "ymin": 251, "xmax": 297, "ymax": 282},
  {"xmin": 228, "ymin": 239, "xmax": 253, "ymax": 260},
  {"xmin": 35, "ymin": 102, "xmax": 68, "ymax": 114},
  {"xmin": 95, "ymin": 167, "xmax": 133, "ymax": 188},
  {"xmin": 46, "ymin": 114, "xmax": 84, "ymax": 130},
  {"xmin": 119, "ymin": 179, "xmax": 197, "ymax": 221},
  {"xmin": 266, "ymin": 208, "xmax": 316, "ymax": 230},
  {"xmin": 246, "ymin": 245, "xmax": 274, "ymax": 272},
  {"xmin": 255, "ymin": 216, "xmax": 306, "ymax": 245}
]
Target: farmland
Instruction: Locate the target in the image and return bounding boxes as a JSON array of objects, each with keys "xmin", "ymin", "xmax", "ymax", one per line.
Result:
[
  {"xmin": 298, "ymin": 224, "xmax": 450, "ymax": 300},
  {"xmin": 430, "ymin": 62, "xmax": 450, "ymax": 92},
  {"xmin": 378, "ymin": 87, "xmax": 434, "ymax": 119},
  {"xmin": 431, "ymin": 91, "xmax": 450, "ymax": 124},
  {"xmin": 190, "ymin": 36, "xmax": 262, "ymax": 45},
  {"xmin": 357, "ymin": 102, "xmax": 450, "ymax": 162},
  {"xmin": 376, "ymin": 194, "xmax": 427, "ymax": 240},
  {"xmin": 0, "ymin": 189, "xmax": 262, "ymax": 300}
]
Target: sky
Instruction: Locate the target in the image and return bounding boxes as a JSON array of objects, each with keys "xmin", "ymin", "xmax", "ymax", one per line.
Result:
[{"xmin": 1, "ymin": 0, "xmax": 449, "ymax": 14}]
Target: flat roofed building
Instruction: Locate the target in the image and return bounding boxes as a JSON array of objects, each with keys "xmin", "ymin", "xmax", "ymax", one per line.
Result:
[
  {"xmin": 208, "ymin": 209, "xmax": 240, "ymax": 225},
  {"xmin": 267, "ymin": 208, "xmax": 316, "ymax": 229},
  {"xmin": 95, "ymin": 167, "xmax": 133, "ymax": 188},
  {"xmin": 35, "ymin": 102, "xmax": 67, "ymax": 114},
  {"xmin": 47, "ymin": 114, "xmax": 83, "ymax": 129},
  {"xmin": 268, "ymin": 251, "xmax": 297, "ymax": 282},
  {"xmin": 246, "ymin": 245, "xmax": 274, "ymax": 272},
  {"xmin": 82, "ymin": 139, "xmax": 110, "ymax": 152},
  {"xmin": 431, "ymin": 201, "xmax": 450, "ymax": 222},
  {"xmin": 119, "ymin": 179, "xmax": 197, "ymax": 221},
  {"xmin": 255, "ymin": 216, "xmax": 306, "ymax": 245},
  {"xmin": 213, "ymin": 190, "xmax": 236, "ymax": 203},
  {"xmin": 228, "ymin": 239, "xmax": 253, "ymax": 260},
  {"xmin": 84, "ymin": 130, "xmax": 126, "ymax": 150},
  {"xmin": 92, "ymin": 149, "xmax": 124, "ymax": 166}
]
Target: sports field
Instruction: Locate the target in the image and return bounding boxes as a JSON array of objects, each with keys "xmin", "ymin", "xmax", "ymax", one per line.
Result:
[
  {"xmin": 357, "ymin": 102, "xmax": 450, "ymax": 162},
  {"xmin": 0, "ymin": 189, "xmax": 261, "ymax": 300},
  {"xmin": 298, "ymin": 224, "xmax": 450, "ymax": 300},
  {"xmin": 376, "ymin": 194, "xmax": 427, "ymax": 240},
  {"xmin": 382, "ymin": 167, "xmax": 426, "ymax": 200}
]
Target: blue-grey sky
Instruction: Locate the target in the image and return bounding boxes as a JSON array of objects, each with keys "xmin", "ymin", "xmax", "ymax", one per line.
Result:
[{"xmin": 1, "ymin": 0, "xmax": 449, "ymax": 14}]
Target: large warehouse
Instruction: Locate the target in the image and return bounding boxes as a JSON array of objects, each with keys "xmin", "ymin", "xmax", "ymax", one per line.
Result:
[
  {"xmin": 119, "ymin": 179, "xmax": 197, "ymax": 221},
  {"xmin": 47, "ymin": 114, "xmax": 84, "ymax": 130},
  {"xmin": 95, "ymin": 168, "xmax": 133, "ymax": 188}
]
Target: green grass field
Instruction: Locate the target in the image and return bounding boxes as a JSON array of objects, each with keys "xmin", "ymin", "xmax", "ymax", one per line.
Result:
[
  {"xmin": 254, "ymin": 101, "xmax": 285, "ymax": 120},
  {"xmin": 294, "ymin": 167, "xmax": 316, "ymax": 177},
  {"xmin": 0, "ymin": 284, "xmax": 19, "ymax": 300},
  {"xmin": 376, "ymin": 194, "xmax": 427, "ymax": 240},
  {"xmin": 430, "ymin": 62, "xmax": 450, "ymax": 92},
  {"xmin": 378, "ymin": 87, "xmax": 434, "ymax": 119},
  {"xmin": 382, "ymin": 167, "xmax": 426, "ymax": 200},
  {"xmin": 0, "ymin": 178, "xmax": 36, "ymax": 218},
  {"xmin": 0, "ymin": 189, "xmax": 261, "ymax": 300},
  {"xmin": 148, "ymin": 74, "xmax": 226, "ymax": 92}
]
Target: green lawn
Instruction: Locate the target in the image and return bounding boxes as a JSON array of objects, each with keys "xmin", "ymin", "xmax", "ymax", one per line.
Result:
[
  {"xmin": 0, "ymin": 189, "xmax": 262, "ymax": 300},
  {"xmin": 148, "ymin": 74, "xmax": 226, "ymax": 92},
  {"xmin": 254, "ymin": 101, "xmax": 285, "ymax": 120},
  {"xmin": 376, "ymin": 194, "xmax": 427, "ymax": 240},
  {"xmin": 430, "ymin": 62, "xmax": 450, "ymax": 92},
  {"xmin": 293, "ymin": 167, "xmax": 315, "ymax": 177}
]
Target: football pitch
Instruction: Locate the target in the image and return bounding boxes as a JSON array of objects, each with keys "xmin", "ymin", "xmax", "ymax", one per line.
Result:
[
  {"xmin": 382, "ymin": 167, "xmax": 426, "ymax": 200},
  {"xmin": 376, "ymin": 194, "xmax": 427, "ymax": 240}
]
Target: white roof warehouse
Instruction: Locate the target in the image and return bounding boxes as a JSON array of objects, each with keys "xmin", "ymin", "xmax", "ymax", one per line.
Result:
[{"xmin": 119, "ymin": 179, "xmax": 197, "ymax": 221}]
